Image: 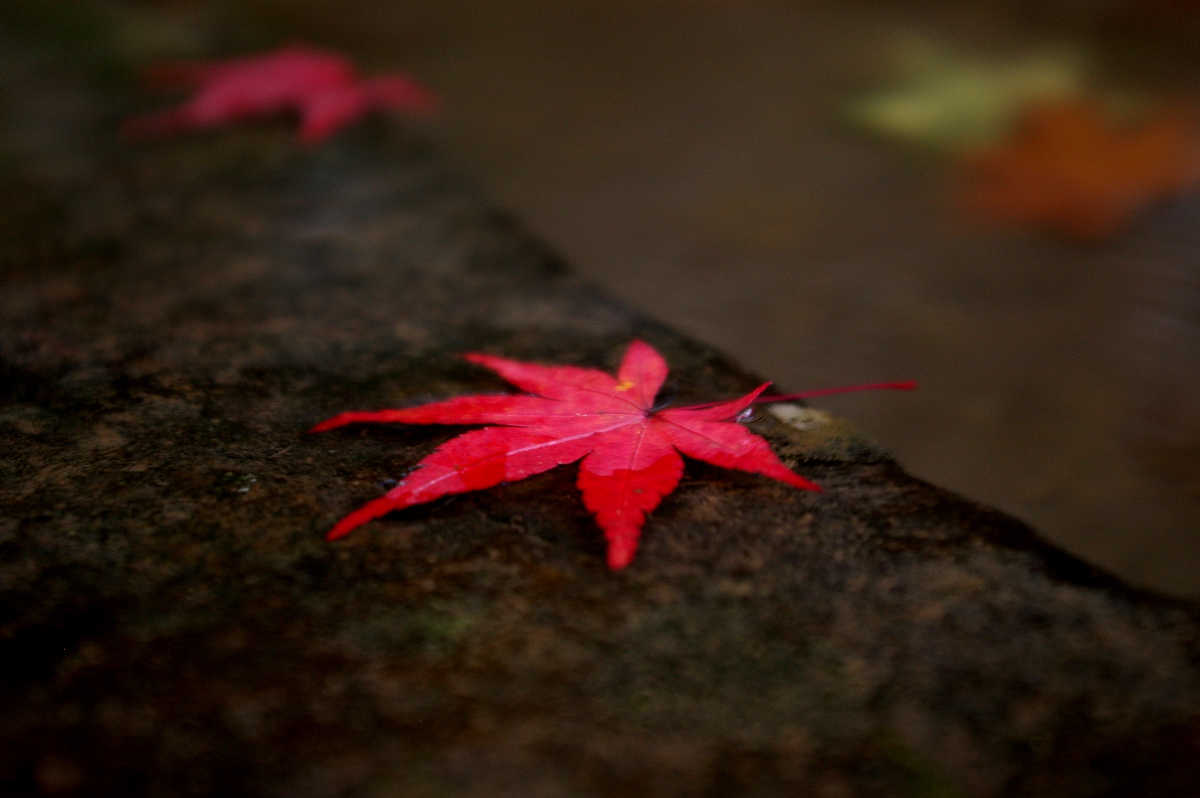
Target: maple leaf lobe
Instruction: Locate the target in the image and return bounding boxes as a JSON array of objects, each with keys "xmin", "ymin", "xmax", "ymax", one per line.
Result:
[{"xmin": 313, "ymin": 341, "xmax": 818, "ymax": 569}]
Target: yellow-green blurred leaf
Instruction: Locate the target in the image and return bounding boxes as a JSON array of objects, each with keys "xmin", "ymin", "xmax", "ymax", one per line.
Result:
[{"xmin": 845, "ymin": 36, "xmax": 1087, "ymax": 151}]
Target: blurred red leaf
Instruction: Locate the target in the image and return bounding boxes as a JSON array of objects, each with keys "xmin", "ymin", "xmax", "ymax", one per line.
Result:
[
  {"xmin": 123, "ymin": 45, "xmax": 436, "ymax": 143},
  {"xmin": 959, "ymin": 99, "xmax": 1200, "ymax": 239}
]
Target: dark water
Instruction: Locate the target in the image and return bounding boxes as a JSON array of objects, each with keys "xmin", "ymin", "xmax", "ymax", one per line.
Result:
[{"xmin": 214, "ymin": 1, "xmax": 1200, "ymax": 593}]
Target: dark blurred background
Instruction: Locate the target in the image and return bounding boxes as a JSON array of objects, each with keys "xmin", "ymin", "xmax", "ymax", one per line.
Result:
[{"xmin": 14, "ymin": 0, "xmax": 1200, "ymax": 594}]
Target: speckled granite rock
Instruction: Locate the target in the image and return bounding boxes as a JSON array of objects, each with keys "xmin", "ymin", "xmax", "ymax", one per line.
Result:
[{"xmin": 1, "ymin": 16, "xmax": 1198, "ymax": 798}]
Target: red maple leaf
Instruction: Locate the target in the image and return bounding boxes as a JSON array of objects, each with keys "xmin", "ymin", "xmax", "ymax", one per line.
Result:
[
  {"xmin": 312, "ymin": 341, "xmax": 913, "ymax": 569},
  {"xmin": 123, "ymin": 46, "xmax": 436, "ymax": 143}
]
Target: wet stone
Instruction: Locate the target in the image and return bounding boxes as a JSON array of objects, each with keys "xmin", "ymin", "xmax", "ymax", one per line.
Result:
[{"xmin": 1, "ymin": 13, "xmax": 1199, "ymax": 798}]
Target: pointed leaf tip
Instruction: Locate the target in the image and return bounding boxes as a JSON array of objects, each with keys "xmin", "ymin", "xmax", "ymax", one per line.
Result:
[
  {"xmin": 326, "ymin": 495, "xmax": 397, "ymax": 540},
  {"xmin": 606, "ymin": 538, "xmax": 637, "ymax": 570}
]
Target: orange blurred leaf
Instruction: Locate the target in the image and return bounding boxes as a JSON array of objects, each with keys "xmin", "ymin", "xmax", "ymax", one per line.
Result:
[{"xmin": 958, "ymin": 99, "xmax": 1200, "ymax": 240}]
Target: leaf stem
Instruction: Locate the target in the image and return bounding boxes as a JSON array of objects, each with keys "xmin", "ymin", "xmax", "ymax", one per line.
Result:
[
  {"xmin": 675, "ymin": 380, "xmax": 916, "ymax": 412},
  {"xmin": 753, "ymin": 380, "xmax": 917, "ymax": 404}
]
